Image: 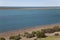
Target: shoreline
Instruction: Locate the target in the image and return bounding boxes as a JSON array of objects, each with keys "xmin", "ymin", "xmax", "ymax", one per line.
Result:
[
  {"xmin": 0, "ymin": 23, "xmax": 60, "ymax": 38},
  {"xmin": 0, "ymin": 8, "xmax": 60, "ymax": 10},
  {"xmin": 0, "ymin": 7, "xmax": 60, "ymax": 10}
]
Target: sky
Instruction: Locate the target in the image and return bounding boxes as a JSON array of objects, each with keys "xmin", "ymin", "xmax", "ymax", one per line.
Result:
[{"xmin": 0, "ymin": 0, "xmax": 60, "ymax": 7}]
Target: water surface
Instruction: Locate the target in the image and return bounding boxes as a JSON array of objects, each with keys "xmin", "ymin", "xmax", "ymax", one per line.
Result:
[{"xmin": 0, "ymin": 9, "xmax": 60, "ymax": 32}]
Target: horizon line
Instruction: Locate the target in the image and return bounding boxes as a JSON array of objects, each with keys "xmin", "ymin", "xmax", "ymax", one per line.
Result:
[{"xmin": 0, "ymin": 6, "xmax": 60, "ymax": 7}]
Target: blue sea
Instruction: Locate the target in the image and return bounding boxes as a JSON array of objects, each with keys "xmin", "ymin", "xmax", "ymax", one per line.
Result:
[{"xmin": 0, "ymin": 9, "xmax": 60, "ymax": 32}]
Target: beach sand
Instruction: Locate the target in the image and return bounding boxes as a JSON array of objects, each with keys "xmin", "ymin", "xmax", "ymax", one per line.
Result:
[{"xmin": 0, "ymin": 24, "xmax": 60, "ymax": 40}]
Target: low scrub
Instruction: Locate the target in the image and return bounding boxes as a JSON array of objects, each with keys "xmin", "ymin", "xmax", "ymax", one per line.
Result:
[
  {"xmin": 36, "ymin": 31, "xmax": 46, "ymax": 38},
  {"xmin": 0, "ymin": 37, "xmax": 5, "ymax": 40},
  {"xmin": 9, "ymin": 34, "xmax": 21, "ymax": 40},
  {"xmin": 41, "ymin": 26, "xmax": 60, "ymax": 33},
  {"xmin": 24, "ymin": 32, "xmax": 35, "ymax": 38},
  {"xmin": 54, "ymin": 33, "xmax": 59, "ymax": 36}
]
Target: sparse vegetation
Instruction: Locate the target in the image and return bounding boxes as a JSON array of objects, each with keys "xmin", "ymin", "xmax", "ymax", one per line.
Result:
[
  {"xmin": 0, "ymin": 37, "xmax": 5, "ymax": 40},
  {"xmin": 41, "ymin": 26, "xmax": 60, "ymax": 33},
  {"xmin": 24, "ymin": 32, "xmax": 35, "ymax": 38},
  {"xmin": 53, "ymin": 26, "xmax": 60, "ymax": 32},
  {"xmin": 31, "ymin": 31, "xmax": 36, "ymax": 37},
  {"xmin": 41, "ymin": 28, "xmax": 54, "ymax": 33},
  {"xmin": 54, "ymin": 33, "xmax": 59, "ymax": 36},
  {"xmin": 34, "ymin": 38, "xmax": 37, "ymax": 40},
  {"xmin": 9, "ymin": 34, "xmax": 21, "ymax": 40},
  {"xmin": 0, "ymin": 26, "xmax": 60, "ymax": 40},
  {"xmin": 32, "ymin": 31, "xmax": 36, "ymax": 34},
  {"xmin": 36, "ymin": 31, "xmax": 46, "ymax": 38}
]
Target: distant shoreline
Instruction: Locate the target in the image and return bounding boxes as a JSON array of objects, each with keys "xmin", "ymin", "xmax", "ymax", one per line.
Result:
[{"xmin": 0, "ymin": 7, "xmax": 60, "ymax": 10}]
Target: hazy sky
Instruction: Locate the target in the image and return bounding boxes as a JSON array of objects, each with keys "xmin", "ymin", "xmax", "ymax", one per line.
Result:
[{"xmin": 0, "ymin": 0, "xmax": 60, "ymax": 7}]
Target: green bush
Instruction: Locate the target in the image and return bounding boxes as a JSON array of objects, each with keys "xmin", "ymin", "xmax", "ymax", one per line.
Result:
[
  {"xmin": 24, "ymin": 32, "xmax": 29, "ymax": 37},
  {"xmin": 32, "ymin": 31, "xmax": 36, "ymax": 34},
  {"xmin": 31, "ymin": 31, "xmax": 36, "ymax": 37},
  {"xmin": 36, "ymin": 31, "xmax": 46, "ymax": 38},
  {"xmin": 24, "ymin": 32, "xmax": 35, "ymax": 38},
  {"xmin": 54, "ymin": 33, "xmax": 59, "ymax": 36},
  {"xmin": 34, "ymin": 38, "xmax": 37, "ymax": 40},
  {"xmin": 0, "ymin": 37, "xmax": 5, "ymax": 40},
  {"xmin": 36, "ymin": 31, "xmax": 41, "ymax": 38}
]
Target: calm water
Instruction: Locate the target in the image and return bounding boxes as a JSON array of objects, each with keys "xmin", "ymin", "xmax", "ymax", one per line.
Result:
[{"xmin": 0, "ymin": 9, "xmax": 60, "ymax": 32}]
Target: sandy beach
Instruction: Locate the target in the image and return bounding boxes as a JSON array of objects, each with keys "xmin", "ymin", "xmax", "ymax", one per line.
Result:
[{"xmin": 0, "ymin": 24, "xmax": 60, "ymax": 40}]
